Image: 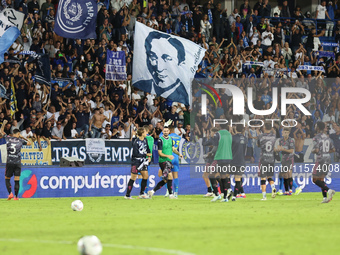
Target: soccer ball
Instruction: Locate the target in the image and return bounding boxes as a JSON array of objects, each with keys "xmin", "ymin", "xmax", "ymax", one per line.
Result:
[
  {"xmin": 77, "ymin": 235, "xmax": 102, "ymax": 255},
  {"xmin": 71, "ymin": 200, "xmax": 84, "ymax": 211}
]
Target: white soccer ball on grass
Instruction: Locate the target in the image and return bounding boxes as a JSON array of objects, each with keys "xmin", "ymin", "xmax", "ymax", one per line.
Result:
[
  {"xmin": 71, "ymin": 200, "xmax": 84, "ymax": 211},
  {"xmin": 77, "ymin": 235, "xmax": 102, "ymax": 255}
]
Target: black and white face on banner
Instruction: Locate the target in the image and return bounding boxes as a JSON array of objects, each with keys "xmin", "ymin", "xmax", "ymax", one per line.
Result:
[{"xmin": 132, "ymin": 22, "xmax": 206, "ymax": 105}]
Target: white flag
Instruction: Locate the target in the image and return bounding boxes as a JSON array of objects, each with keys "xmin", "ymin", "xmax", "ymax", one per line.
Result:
[
  {"xmin": 0, "ymin": 8, "xmax": 24, "ymax": 36},
  {"xmin": 132, "ymin": 22, "xmax": 206, "ymax": 105}
]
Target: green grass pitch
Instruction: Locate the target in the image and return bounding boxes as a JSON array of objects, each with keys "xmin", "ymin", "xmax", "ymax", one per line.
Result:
[{"xmin": 0, "ymin": 193, "xmax": 339, "ymax": 255}]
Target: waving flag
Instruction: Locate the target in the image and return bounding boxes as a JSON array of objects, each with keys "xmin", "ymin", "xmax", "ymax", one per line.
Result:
[
  {"xmin": 132, "ymin": 22, "xmax": 206, "ymax": 105},
  {"xmin": 0, "ymin": 8, "xmax": 24, "ymax": 64},
  {"xmin": 55, "ymin": 0, "xmax": 97, "ymax": 39},
  {"xmin": 0, "ymin": 84, "xmax": 8, "ymax": 99},
  {"xmin": 27, "ymin": 54, "xmax": 51, "ymax": 87},
  {"xmin": 10, "ymin": 78, "xmax": 17, "ymax": 117}
]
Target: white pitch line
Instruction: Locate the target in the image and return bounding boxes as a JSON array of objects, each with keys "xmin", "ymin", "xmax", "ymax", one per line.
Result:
[
  {"xmin": 0, "ymin": 238, "xmax": 196, "ymax": 255},
  {"xmin": 101, "ymin": 243, "xmax": 196, "ymax": 255}
]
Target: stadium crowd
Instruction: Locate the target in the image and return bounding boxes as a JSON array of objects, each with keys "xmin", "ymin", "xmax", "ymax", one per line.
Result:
[{"xmin": 0, "ymin": 0, "xmax": 340, "ymax": 156}]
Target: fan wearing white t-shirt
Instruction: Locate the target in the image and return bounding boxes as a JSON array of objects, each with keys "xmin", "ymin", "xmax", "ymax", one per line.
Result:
[
  {"xmin": 71, "ymin": 123, "xmax": 79, "ymax": 138},
  {"xmin": 316, "ymin": 1, "xmax": 331, "ymax": 30},
  {"xmin": 21, "ymin": 127, "xmax": 34, "ymax": 139},
  {"xmin": 264, "ymin": 55, "xmax": 276, "ymax": 68},
  {"xmin": 316, "ymin": 1, "xmax": 329, "ymax": 19},
  {"xmin": 175, "ymin": 123, "xmax": 186, "ymax": 136},
  {"xmin": 261, "ymin": 26, "xmax": 274, "ymax": 50}
]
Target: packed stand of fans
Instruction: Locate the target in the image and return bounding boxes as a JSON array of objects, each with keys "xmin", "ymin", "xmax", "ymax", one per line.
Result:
[{"xmin": 0, "ymin": 0, "xmax": 340, "ymax": 154}]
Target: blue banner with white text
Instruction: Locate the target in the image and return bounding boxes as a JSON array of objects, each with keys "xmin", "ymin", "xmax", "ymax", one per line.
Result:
[
  {"xmin": 106, "ymin": 50, "xmax": 127, "ymax": 81},
  {"xmin": 0, "ymin": 164, "xmax": 339, "ymax": 198}
]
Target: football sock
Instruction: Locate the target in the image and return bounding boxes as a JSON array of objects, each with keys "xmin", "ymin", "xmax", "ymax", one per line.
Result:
[
  {"xmin": 126, "ymin": 179, "xmax": 135, "ymax": 197},
  {"xmin": 5, "ymin": 179, "xmax": 11, "ymax": 194},
  {"xmin": 207, "ymin": 186, "xmax": 212, "ymax": 193},
  {"xmin": 14, "ymin": 181, "xmax": 19, "ymax": 198},
  {"xmin": 279, "ymin": 178, "xmax": 284, "ymax": 191},
  {"xmin": 221, "ymin": 178, "xmax": 228, "ymax": 199},
  {"xmin": 271, "ymin": 184, "xmax": 275, "ymax": 190},
  {"xmin": 284, "ymin": 178, "xmax": 289, "ymax": 192},
  {"xmin": 322, "ymin": 190, "xmax": 327, "ymax": 198},
  {"xmin": 262, "ymin": 192, "xmax": 266, "ymax": 198},
  {"xmin": 154, "ymin": 180, "xmax": 166, "ymax": 192},
  {"xmin": 167, "ymin": 180, "xmax": 173, "ymax": 195},
  {"xmin": 140, "ymin": 179, "xmax": 147, "ymax": 195},
  {"xmin": 292, "ymin": 178, "xmax": 299, "ymax": 189},
  {"xmin": 226, "ymin": 178, "xmax": 231, "ymax": 190},
  {"xmin": 139, "ymin": 177, "xmax": 149, "ymax": 193},
  {"xmin": 315, "ymin": 180, "xmax": 329, "ymax": 198},
  {"xmin": 234, "ymin": 181, "xmax": 241, "ymax": 196},
  {"xmin": 240, "ymin": 179, "xmax": 245, "ymax": 194},
  {"xmin": 173, "ymin": 178, "xmax": 179, "ymax": 193},
  {"xmin": 209, "ymin": 178, "xmax": 219, "ymax": 196},
  {"xmin": 216, "ymin": 178, "xmax": 222, "ymax": 194},
  {"xmin": 145, "ymin": 178, "xmax": 150, "ymax": 193}
]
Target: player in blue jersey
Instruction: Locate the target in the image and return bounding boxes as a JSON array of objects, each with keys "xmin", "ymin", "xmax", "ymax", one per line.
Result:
[
  {"xmin": 160, "ymin": 125, "xmax": 181, "ymax": 198},
  {"xmin": 168, "ymin": 125, "xmax": 181, "ymax": 197}
]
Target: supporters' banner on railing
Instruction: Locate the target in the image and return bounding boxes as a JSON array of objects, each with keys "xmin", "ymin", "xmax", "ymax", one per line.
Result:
[
  {"xmin": 27, "ymin": 54, "xmax": 51, "ymax": 86},
  {"xmin": 322, "ymin": 42, "xmax": 339, "ymax": 47},
  {"xmin": 0, "ymin": 164, "xmax": 339, "ymax": 198},
  {"xmin": 10, "ymin": 78, "xmax": 17, "ymax": 117},
  {"xmin": 317, "ymin": 51, "xmax": 335, "ymax": 59},
  {"xmin": 21, "ymin": 141, "xmax": 52, "ymax": 165},
  {"xmin": 0, "ymin": 9, "xmax": 24, "ymax": 64},
  {"xmin": 0, "ymin": 140, "xmax": 52, "ymax": 165},
  {"xmin": 132, "ymin": 22, "xmax": 206, "ymax": 105},
  {"xmin": 51, "ymin": 139, "xmax": 132, "ymax": 165},
  {"xmin": 244, "ymin": 61, "xmax": 264, "ymax": 66},
  {"xmin": 55, "ymin": 0, "xmax": 97, "ymax": 39},
  {"xmin": 105, "ymin": 50, "xmax": 127, "ymax": 81},
  {"xmin": 297, "ymin": 65, "xmax": 325, "ymax": 72},
  {"xmin": 85, "ymin": 138, "xmax": 105, "ymax": 154}
]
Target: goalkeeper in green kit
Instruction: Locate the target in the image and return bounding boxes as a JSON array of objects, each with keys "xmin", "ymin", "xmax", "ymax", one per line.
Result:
[{"xmin": 148, "ymin": 120, "xmax": 183, "ymax": 199}]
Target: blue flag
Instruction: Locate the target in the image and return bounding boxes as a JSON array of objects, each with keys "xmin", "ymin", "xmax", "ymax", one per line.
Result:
[
  {"xmin": 106, "ymin": 50, "xmax": 127, "ymax": 81},
  {"xmin": 28, "ymin": 54, "xmax": 52, "ymax": 87},
  {"xmin": 0, "ymin": 8, "xmax": 24, "ymax": 64},
  {"xmin": 55, "ymin": 0, "xmax": 97, "ymax": 39},
  {"xmin": 0, "ymin": 26, "xmax": 20, "ymax": 64}
]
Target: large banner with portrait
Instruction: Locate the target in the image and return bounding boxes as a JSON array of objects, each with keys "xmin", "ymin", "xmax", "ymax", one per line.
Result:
[{"xmin": 132, "ymin": 22, "xmax": 206, "ymax": 105}]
